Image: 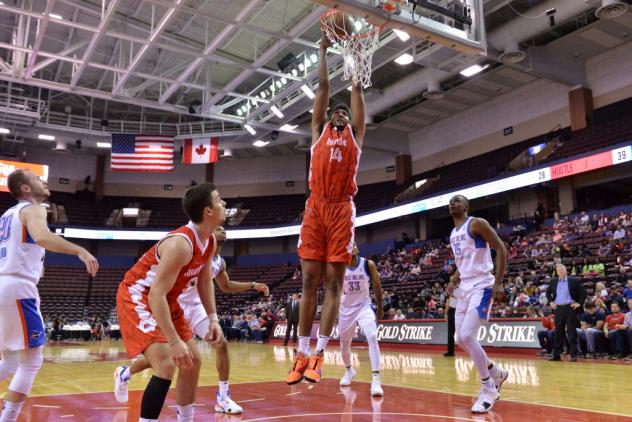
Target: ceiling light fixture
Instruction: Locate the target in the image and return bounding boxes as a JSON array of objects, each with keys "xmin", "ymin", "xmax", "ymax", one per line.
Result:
[
  {"xmin": 394, "ymin": 53, "xmax": 413, "ymax": 65},
  {"xmin": 38, "ymin": 134, "xmax": 55, "ymax": 141},
  {"xmin": 460, "ymin": 64, "xmax": 489, "ymax": 77},
  {"xmin": 243, "ymin": 124, "xmax": 256, "ymax": 135},
  {"xmin": 253, "ymin": 140, "xmax": 269, "ymax": 147},
  {"xmin": 97, "ymin": 142, "xmax": 111, "ymax": 148},
  {"xmin": 301, "ymin": 85, "xmax": 315, "ymax": 99},
  {"xmin": 393, "ymin": 29, "xmax": 410, "ymax": 42},
  {"xmin": 0, "ymin": 127, "xmax": 9, "ymax": 134},
  {"xmin": 279, "ymin": 124, "xmax": 298, "ymax": 132},
  {"xmin": 49, "ymin": 13, "xmax": 63, "ymax": 19},
  {"xmin": 270, "ymin": 105, "xmax": 284, "ymax": 118}
]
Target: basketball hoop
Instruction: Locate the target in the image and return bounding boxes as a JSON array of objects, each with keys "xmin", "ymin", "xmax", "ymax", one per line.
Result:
[{"xmin": 320, "ymin": 9, "xmax": 383, "ymax": 88}]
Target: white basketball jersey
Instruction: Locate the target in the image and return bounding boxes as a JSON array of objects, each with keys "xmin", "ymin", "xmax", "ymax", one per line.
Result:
[
  {"xmin": 340, "ymin": 257, "xmax": 371, "ymax": 309},
  {"xmin": 450, "ymin": 216, "xmax": 494, "ymax": 290},
  {"xmin": 0, "ymin": 201, "xmax": 46, "ymax": 287},
  {"xmin": 178, "ymin": 254, "xmax": 223, "ymax": 307}
]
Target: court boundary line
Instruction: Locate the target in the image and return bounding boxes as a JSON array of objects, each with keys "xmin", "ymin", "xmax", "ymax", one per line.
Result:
[
  {"xmin": 241, "ymin": 412, "xmax": 477, "ymax": 422},
  {"xmin": 323, "ymin": 378, "xmax": 632, "ymax": 419},
  {"xmin": 24, "ymin": 375, "xmax": 632, "ymax": 418}
]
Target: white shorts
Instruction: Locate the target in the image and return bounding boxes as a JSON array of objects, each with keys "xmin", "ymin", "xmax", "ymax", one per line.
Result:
[
  {"xmin": 180, "ymin": 302, "xmax": 209, "ymax": 339},
  {"xmin": 0, "ymin": 297, "xmax": 46, "ymax": 352},
  {"xmin": 455, "ymin": 286, "xmax": 494, "ymax": 327},
  {"xmin": 338, "ymin": 303, "xmax": 376, "ymax": 341}
]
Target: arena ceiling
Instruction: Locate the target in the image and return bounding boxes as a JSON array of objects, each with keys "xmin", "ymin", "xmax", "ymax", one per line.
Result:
[{"xmin": 0, "ymin": 0, "xmax": 631, "ymax": 159}]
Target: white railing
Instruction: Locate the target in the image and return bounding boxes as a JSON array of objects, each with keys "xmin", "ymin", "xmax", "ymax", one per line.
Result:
[
  {"xmin": 39, "ymin": 110, "xmax": 243, "ymax": 137},
  {"xmin": 0, "ymin": 93, "xmax": 47, "ymax": 116}
]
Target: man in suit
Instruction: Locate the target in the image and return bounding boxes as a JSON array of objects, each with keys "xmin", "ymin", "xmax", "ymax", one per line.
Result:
[
  {"xmin": 284, "ymin": 293, "xmax": 300, "ymax": 346},
  {"xmin": 546, "ymin": 263, "xmax": 586, "ymax": 362}
]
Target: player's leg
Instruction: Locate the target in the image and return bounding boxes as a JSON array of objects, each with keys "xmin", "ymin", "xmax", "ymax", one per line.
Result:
[
  {"xmin": 303, "ymin": 261, "xmax": 345, "ymax": 383},
  {"xmin": 286, "ymin": 256, "xmax": 323, "ymax": 385},
  {"xmin": 1, "ymin": 346, "xmax": 44, "ymax": 422},
  {"xmin": 173, "ymin": 338, "xmax": 202, "ymax": 422},
  {"xmin": 358, "ymin": 307, "xmax": 382, "ymax": 396},
  {"xmin": 0, "ymin": 298, "xmax": 46, "ymax": 422},
  {"xmin": 113, "ymin": 355, "xmax": 151, "ymax": 403},
  {"xmin": 139, "ymin": 342, "xmax": 177, "ymax": 422},
  {"xmin": 189, "ymin": 316, "xmax": 242, "ymax": 415},
  {"xmin": 459, "ymin": 289, "xmax": 500, "ymax": 413},
  {"xmin": 0, "ymin": 351, "xmax": 20, "ymax": 382},
  {"xmin": 338, "ymin": 312, "xmax": 357, "ymax": 386}
]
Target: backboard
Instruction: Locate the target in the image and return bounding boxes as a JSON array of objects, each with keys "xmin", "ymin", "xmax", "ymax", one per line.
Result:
[{"xmin": 311, "ymin": 0, "xmax": 486, "ymax": 55}]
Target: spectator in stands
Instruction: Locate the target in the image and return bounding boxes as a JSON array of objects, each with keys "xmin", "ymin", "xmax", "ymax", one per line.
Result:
[
  {"xmin": 249, "ymin": 316, "xmax": 262, "ymax": 342},
  {"xmin": 537, "ymin": 310, "xmax": 555, "ymax": 356},
  {"xmin": 613, "ymin": 225, "xmax": 626, "ymax": 240},
  {"xmin": 524, "ymin": 281, "xmax": 538, "ymax": 297},
  {"xmin": 598, "ymin": 240, "xmax": 611, "ymax": 256},
  {"xmin": 604, "ymin": 302, "xmax": 626, "ymax": 359},
  {"xmin": 577, "ymin": 301, "xmax": 605, "ymax": 359},
  {"xmin": 624, "ymin": 298, "xmax": 632, "ymax": 360},
  {"xmin": 569, "ymin": 259, "xmax": 581, "ymax": 276},
  {"xmin": 624, "ymin": 280, "xmax": 632, "ymax": 301},
  {"xmin": 394, "ymin": 309, "xmax": 405, "ymax": 321},
  {"xmin": 593, "ymin": 258, "xmax": 605, "ymax": 277},
  {"xmin": 387, "ymin": 308, "xmax": 396, "ymax": 320}
]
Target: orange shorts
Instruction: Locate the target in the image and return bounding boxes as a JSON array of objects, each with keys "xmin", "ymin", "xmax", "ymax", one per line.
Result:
[
  {"xmin": 116, "ymin": 283, "xmax": 193, "ymax": 358},
  {"xmin": 297, "ymin": 196, "xmax": 356, "ymax": 264}
]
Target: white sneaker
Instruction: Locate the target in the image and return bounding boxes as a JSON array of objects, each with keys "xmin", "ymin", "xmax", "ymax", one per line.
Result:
[
  {"xmin": 113, "ymin": 366, "xmax": 129, "ymax": 404},
  {"xmin": 370, "ymin": 379, "xmax": 384, "ymax": 397},
  {"xmin": 340, "ymin": 368, "xmax": 357, "ymax": 386},
  {"xmin": 471, "ymin": 383, "xmax": 499, "ymax": 414},
  {"xmin": 215, "ymin": 392, "xmax": 243, "ymax": 414},
  {"xmin": 494, "ymin": 367, "xmax": 509, "ymax": 396}
]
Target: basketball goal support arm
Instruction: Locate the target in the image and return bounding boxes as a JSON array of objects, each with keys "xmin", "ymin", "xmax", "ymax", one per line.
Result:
[{"xmin": 311, "ymin": 42, "xmax": 330, "ymax": 141}]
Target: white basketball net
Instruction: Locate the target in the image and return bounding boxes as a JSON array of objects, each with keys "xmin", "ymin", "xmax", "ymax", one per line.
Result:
[{"xmin": 320, "ymin": 11, "xmax": 382, "ymax": 88}]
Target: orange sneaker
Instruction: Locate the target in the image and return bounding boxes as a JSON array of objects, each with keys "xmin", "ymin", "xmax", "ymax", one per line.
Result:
[
  {"xmin": 303, "ymin": 351, "xmax": 324, "ymax": 383},
  {"xmin": 286, "ymin": 353, "xmax": 310, "ymax": 385}
]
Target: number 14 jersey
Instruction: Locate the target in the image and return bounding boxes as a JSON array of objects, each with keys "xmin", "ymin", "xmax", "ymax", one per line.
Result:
[{"xmin": 309, "ymin": 122, "xmax": 361, "ymax": 199}]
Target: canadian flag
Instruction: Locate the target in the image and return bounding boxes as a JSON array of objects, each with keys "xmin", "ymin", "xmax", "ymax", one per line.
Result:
[{"xmin": 182, "ymin": 137, "xmax": 219, "ymax": 164}]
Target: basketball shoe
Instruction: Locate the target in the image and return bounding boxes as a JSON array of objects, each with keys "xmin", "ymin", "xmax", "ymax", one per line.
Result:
[
  {"xmin": 215, "ymin": 392, "xmax": 243, "ymax": 414},
  {"xmin": 286, "ymin": 353, "xmax": 310, "ymax": 385},
  {"xmin": 370, "ymin": 378, "xmax": 384, "ymax": 397},
  {"xmin": 493, "ymin": 367, "xmax": 509, "ymax": 395},
  {"xmin": 471, "ymin": 381, "xmax": 499, "ymax": 413},
  {"xmin": 340, "ymin": 367, "xmax": 357, "ymax": 386},
  {"xmin": 113, "ymin": 366, "xmax": 130, "ymax": 403},
  {"xmin": 303, "ymin": 351, "xmax": 324, "ymax": 383}
]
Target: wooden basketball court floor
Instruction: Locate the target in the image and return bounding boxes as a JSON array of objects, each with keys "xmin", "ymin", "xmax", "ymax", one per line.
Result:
[{"xmin": 1, "ymin": 340, "xmax": 631, "ymax": 421}]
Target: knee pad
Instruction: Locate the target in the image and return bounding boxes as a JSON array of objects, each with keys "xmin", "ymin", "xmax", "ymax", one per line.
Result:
[
  {"xmin": 0, "ymin": 351, "xmax": 21, "ymax": 377},
  {"xmin": 9, "ymin": 347, "xmax": 44, "ymax": 395},
  {"xmin": 362, "ymin": 324, "xmax": 378, "ymax": 344}
]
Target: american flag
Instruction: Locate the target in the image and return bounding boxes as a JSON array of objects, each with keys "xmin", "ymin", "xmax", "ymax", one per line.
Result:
[{"xmin": 111, "ymin": 133, "xmax": 174, "ymax": 172}]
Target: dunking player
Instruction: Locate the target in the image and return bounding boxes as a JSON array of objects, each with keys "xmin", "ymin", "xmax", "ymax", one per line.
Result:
[
  {"xmin": 447, "ymin": 195, "xmax": 508, "ymax": 413},
  {"xmin": 287, "ymin": 32, "xmax": 366, "ymax": 384},
  {"xmin": 338, "ymin": 243, "xmax": 384, "ymax": 396},
  {"xmin": 0, "ymin": 169, "xmax": 98, "ymax": 422},
  {"xmin": 114, "ymin": 226, "xmax": 269, "ymax": 414},
  {"xmin": 116, "ymin": 183, "xmax": 224, "ymax": 422}
]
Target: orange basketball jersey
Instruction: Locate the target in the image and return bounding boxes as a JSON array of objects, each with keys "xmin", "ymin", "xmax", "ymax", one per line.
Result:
[
  {"xmin": 120, "ymin": 223, "xmax": 215, "ymax": 327},
  {"xmin": 309, "ymin": 123, "xmax": 361, "ymax": 199}
]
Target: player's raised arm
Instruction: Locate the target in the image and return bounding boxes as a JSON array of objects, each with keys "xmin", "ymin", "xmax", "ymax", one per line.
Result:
[
  {"xmin": 22, "ymin": 204, "xmax": 99, "ymax": 277},
  {"xmin": 214, "ymin": 258, "xmax": 269, "ymax": 296},
  {"xmin": 471, "ymin": 218, "xmax": 507, "ymax": 300},
  {"xmin": 350, "ymin": 83, "xmax": 366, "ymax": 146},
  {"xmin": 311, "ymin": 38, "xmax": 331, "ymax": 142},
  {"xmin": 148, "ymin": 236, "xmax": 193, "ymax": 368},
  {"xmin": 367, "ymin": 260, "xmax": 383, "ymax": 320}
]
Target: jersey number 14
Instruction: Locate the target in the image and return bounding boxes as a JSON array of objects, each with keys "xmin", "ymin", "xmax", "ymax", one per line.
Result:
[{"xmin": 329, "ymin": 147, "xmax": 343, "ymax": 162}]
